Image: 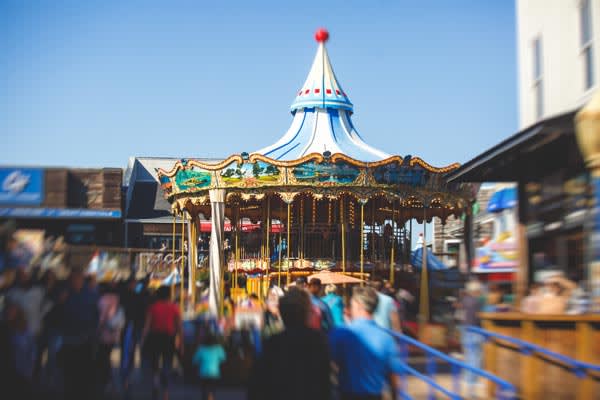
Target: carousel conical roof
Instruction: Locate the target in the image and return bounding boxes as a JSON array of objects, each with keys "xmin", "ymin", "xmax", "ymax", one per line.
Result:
[{"xmin": 255, "ymin": 28, "xmax": 390, "ymax": 162}]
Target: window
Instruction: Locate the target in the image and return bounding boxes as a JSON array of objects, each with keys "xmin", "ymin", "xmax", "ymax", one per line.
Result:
[
  {"xmin": 581, "ymin": 0, "xmax": 594, "ymax": 89},
  {"xmin": 533, "ymin": 37, "xmax": 543, "ymax": 120}
]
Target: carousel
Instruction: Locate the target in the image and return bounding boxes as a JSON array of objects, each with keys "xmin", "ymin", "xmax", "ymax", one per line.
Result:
[{"xmin": 157, "ymin": 28, "xmax": 472, "ymax": 317}]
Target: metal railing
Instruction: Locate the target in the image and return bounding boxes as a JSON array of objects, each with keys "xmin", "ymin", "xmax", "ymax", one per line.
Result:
[
  {"xmin": 466, "ymin": 325, "xmax": 600, "ymax": 397},
  {"xmin": 388, "ymin": 330, "xmax": 517, "ymax": 400}
]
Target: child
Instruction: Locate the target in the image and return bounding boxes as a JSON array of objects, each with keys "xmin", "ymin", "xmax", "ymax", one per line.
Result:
[{"xmin": 192, "ymin": 332, "xmax": 226, "ymax": 400}]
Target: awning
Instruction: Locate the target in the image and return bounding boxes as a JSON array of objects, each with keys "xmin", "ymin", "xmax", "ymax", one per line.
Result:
[
  {"xmin": 487, "ymin": 187, "xmax": 517, "ymax": 213},
  {"xmin": 410, "ymin": 247, "xmax": 448, "ymax": 271}
]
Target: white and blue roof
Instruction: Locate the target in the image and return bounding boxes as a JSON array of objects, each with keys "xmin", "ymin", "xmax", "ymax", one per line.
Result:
[{"xmin": 255, "ymin": 29, "xmax": 390, "ymax": 162}]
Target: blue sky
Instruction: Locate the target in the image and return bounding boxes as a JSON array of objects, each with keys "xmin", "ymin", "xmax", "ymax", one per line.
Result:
[{"xmin": 1, "ymin": 0, "xmax": 517, "ymax": 169}]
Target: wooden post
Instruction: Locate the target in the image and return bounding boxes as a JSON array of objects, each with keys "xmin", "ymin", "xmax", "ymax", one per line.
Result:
[
  {"xmin": 516, "ymin": 181, "xmax": 529, "ymax": 307},
  {"xmin": 521, "ymin": 320, "xmax": 539, "ymax": 400},
  {"xmin": 482, "ymin": 319, "xmax": 498, "ymax": 398},
  {"xmin": 576, "ymin": 321, "xmax": 594, "ymax": 400}
]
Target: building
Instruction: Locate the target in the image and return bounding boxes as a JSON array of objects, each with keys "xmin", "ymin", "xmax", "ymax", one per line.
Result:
[
  {"xmin": 517, "ymin": 0, "xmax": 600, "ymax": 127},
  {"xmin": 441, "ymin": 1, "xmax": 600, "ymax": 299},
  {"xmin": 0, "ymin": 166, "xmax": 122, "ymax": 246}
]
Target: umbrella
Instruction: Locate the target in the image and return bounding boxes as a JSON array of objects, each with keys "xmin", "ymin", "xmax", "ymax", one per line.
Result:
[
  {"xmin": 410, "ymin": 247, "xmax": 448, "ymax": 271},
  {"xmin": 307, "ymin": 271, "xmax": 364, "ymax": 285},
  {"xmin": 487, "ymin": 187, "xmax": 517, "ymax": 213}
]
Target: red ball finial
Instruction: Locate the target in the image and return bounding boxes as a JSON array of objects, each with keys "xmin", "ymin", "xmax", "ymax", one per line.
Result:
[{"xmin": 315, "ymin": 28, "xmax": 329, "ymax": 43}]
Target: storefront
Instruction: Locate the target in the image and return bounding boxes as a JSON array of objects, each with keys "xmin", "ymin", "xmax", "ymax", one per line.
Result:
[{"xmin": 447, "ymin": 110, "xmax": 590, "ymax": 300}]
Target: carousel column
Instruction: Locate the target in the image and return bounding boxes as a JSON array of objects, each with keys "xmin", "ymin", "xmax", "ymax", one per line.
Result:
[
  {"xmin": 266, "ymin": 195, "xmax": 271, "ymax": 294},
  {"xmin": 390, "ymin": 200, "xmax": 396, "ymax": 285},
  {"xmin": 359, "ymin": 198, "xmax": 368, "ymax": 285},
  {"xmin": 180, "ymin": 211, "xmax": 186, "ymax": 313},
  {"xmin": 341, "ymin": 195, "xmax": 346, "ymax": 274},
  {"xmin": 233, "ymin": 203, "xmax": 239, "ymax": 289},
  {"xmin": 208, "ymin": 189, "xmax": 226, "ymax": 317},
  {"xmin": 171, "ymin": 215, "xmax": 176, "ymax": 301},
  {"xmin": 187, "ymin": 212, "xmax": 198, "ymax": 304},
  {"xmin": 418, "ymin": 205, "xmax": 429, "ymax": 337}
]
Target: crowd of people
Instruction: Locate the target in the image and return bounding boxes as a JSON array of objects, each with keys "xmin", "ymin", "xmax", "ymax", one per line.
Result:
[
  {"xmin": 0, "ymin": 267, "xmax": 409, "ymax": 400},
  {"xmin": 0, "ymin": 267, "xmax": 156, "ymax": 400},
  {"xmin": 4, "ymin": 259, "xmax": 586, "ymax": 400},
  {"xmin": 247, "ymin": 279, "xmax": 404, "ymax": 400}
]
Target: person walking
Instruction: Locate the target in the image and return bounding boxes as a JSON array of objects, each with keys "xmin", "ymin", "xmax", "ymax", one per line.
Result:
[
  {"xmin": 459, "ymin": 281, "xmax": 485, "ymax": 397},
  {"xmin": 308, "ymin": 278, "xmax": 334, "ymax": 332},
  {"xmin": 329, "ymin": 286, "xmax": 403, "ymax": 400},
  {"xmin": 97, "ymin": 282, "xmax": 125, "ymax": 396},
  {"xmin": 322, "ymin": 284, "xmax": 345, "ymax": 327},
  {"xmin": 119, "ymin": 277, "xmax": 148, "ymax": 391},
  {"xmin": 248, "ymin": 288, "xmax": 331, "ymax": 400},
  {"xmin": 142, "ymin": 286, "xmax": 183, "ymax": 400},
  {"xmin": 192, "ymin": 332, "xmax": 226, "ymax": 400},
  {"xmin": 370, "ymin": 280, "xmax": 401, "ymax": 332},
  {"xmin": 60, "ymin": 268, "xmax": 100, "ymax": 400}
]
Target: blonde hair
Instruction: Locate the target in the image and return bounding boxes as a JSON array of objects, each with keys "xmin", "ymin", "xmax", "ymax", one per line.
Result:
[{"xmin": 325, "ymin": 284, "xmax": 337, "ymax": 295}]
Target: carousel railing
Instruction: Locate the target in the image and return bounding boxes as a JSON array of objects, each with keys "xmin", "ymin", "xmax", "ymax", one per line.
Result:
[{"xmin": 388, "ymin": 330, "xmax": 517, "ymax": 400}]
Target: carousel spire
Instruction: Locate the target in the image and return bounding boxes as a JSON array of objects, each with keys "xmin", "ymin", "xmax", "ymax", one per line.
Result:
[
  {"xmin": 256, "ymin": 28, "xmax": 389, "ymax": 161},
  {"xmin": 290, "ymin": 28, "xmax": 353, "ymax": 113}
]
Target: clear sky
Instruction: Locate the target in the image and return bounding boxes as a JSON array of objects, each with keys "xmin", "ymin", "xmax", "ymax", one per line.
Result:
[{"xmin": 1, "ymin": 0, "xmax": 517, "ymax": 170}]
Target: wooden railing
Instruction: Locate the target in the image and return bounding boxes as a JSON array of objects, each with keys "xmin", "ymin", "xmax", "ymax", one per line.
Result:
[{"xmin": 478, "ymin": 312, "xmax": 600, "ymax": 399}]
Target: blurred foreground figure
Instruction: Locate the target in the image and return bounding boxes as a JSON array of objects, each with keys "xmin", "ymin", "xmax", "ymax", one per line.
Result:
[
  {"xmin": 61, "ymin": 268, "xmax": 99, "ymax": 400},
  {"xmin": 142, "ymin": 286, "xmax": 183, "ymax": 400},
  {"xmin": 322, "ymin": 284, "xmax": 345, "ymax": 327},
  {"xmin": 459, "ymin": 281, "xmax": 484, "ymax": 397},
  {"xmin": 330, "ymin": 286, "xmax": 403, "ymax": 400},
  {"xmin": 248, "ymin": 288, "xmax": 330, "ymax": 400}
]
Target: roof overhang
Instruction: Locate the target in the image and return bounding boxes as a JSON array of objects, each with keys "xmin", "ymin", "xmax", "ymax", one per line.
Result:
[{"xmin": 447, "ymin": 109, "xmax": 581, "ymax": 183}]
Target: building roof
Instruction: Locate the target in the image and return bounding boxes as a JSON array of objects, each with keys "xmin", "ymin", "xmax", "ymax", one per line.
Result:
[
  {"xmin": 447, "ymin": 109, "xmax": 581, "ymax": 183},
  {"xmin": 124, "ymin": 156, "xmax": 222, "ymax": 222}
]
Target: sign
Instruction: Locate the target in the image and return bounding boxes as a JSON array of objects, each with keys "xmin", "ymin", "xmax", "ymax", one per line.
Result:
[
  {"xmin": 0, "ymin": 168, "xmax": 44, "ymax": 205},
  {"xmin": 0, "ymin": 208, "xmax": 121, "ymax": 219},
  {"xmin": 473, "ymin": 183, "xmax": 518, "ymax": 274}
]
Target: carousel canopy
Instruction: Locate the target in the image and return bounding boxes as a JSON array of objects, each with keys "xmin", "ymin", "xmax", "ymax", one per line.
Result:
[{"xmin": 157, "ymin": 28, "xmax": 470, "ymax": 220}]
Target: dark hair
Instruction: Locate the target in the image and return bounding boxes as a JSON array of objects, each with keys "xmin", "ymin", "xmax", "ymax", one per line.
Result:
[
  {"xmin": 309, "ymin": 278, "xmax": 322, "ymax": 287},
  {"xmin": 278, "ymin": 287, "xmax": 311, "ymax": 329},
  {"xmin": 156, "ymin": 286, "xmax": 171, "ymax": 300},
  {"xmin": 249, "ymin": 293, "xmax": 259, "ymax": 301},
  {"xmin": 369, "ymin": 279, "xmax": 383, "ymax": 292},
  {"xmin": 295, "ymin": 276, "xmax": 308, "ymax": 285},
  {"xmin": 201, "ymin": 331, "xmax": 219, "ymax": 346}
]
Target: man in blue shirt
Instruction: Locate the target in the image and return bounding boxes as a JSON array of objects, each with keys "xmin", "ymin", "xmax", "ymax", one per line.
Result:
[{"xmin": 330, "ymin": 286, "xmax": 403, "ymax": 400}]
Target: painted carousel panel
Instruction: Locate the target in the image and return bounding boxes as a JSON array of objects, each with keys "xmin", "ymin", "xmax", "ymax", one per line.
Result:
[
  {"xmin": 173, "ymin": 166, "xmax": 212, "ymax": 192},
  {"xmin": 291, "ymin": 161, "xmax": 361, "ymax": 185},
  {"xmin": 372, "ymin": 163, "xmax": 427, "ymax": 186},
  {"xmin": 220, "ymin": 160, "xmax": 281, "ymax": 187}
]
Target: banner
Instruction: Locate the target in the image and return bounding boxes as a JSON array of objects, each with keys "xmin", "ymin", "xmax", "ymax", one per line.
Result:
[{"xmin": 0, "ymin": 168, "xmax": 44, "ymax": 205}]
